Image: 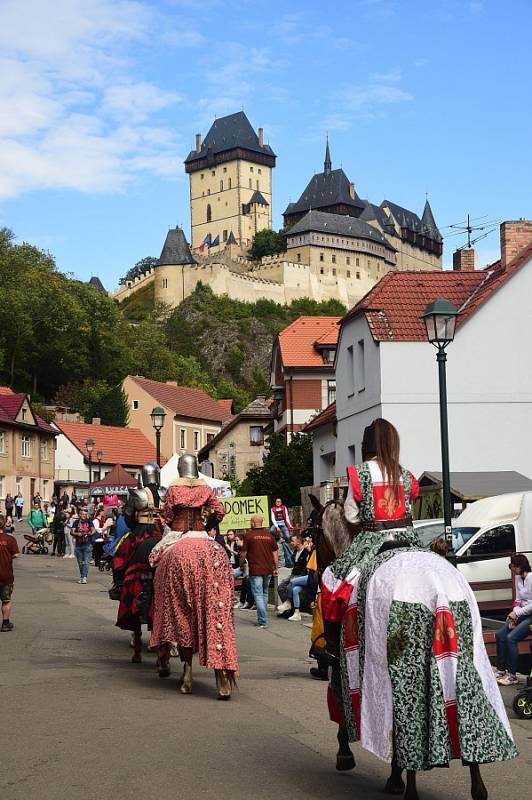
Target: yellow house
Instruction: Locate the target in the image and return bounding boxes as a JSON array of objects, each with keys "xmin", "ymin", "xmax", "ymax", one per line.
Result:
[
  {"xmin": 184, "ymin": 111, "xmax": 276, "ymax": 254},
  {"xmin": 0, "ymin": 388, "xmax": 57, "ymax": 504}
]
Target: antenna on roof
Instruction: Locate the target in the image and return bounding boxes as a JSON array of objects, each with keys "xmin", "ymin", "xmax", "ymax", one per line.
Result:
[{"xmin": 443, "ymin": 213, "xmax": 500, "ymax": 249}]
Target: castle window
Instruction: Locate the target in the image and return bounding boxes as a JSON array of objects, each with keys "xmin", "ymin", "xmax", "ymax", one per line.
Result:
[
  {"xmin": 223, "ymin": 230, "xmax": 228, "ymax": 242},
  {"xmin": 356, "ymin": 257, "xmax": 360, "ymax": 266},
  {"xmin": 207, "ymin": 188, "xmax": 210, "ymax": 195},
  {"xmin": 320, "ymin": 267, "xmax": 324, "ymax": 275},
  {"xmin": 258, "ymin": 168, "xmax": 262, "ymax": 174},
  {"xmin": 356, "ymin": 271, "xmax": 361, "ymax": 279},
  {"xmin": 223, "ymin": 167, "xmax": 227, "ymax": 173},
  {"xmin": 319, "ymin": 253, "xmax": 324, "ymax": 262},
  {"xmin": 332, "ymin": 268, "xmax": 336, "ymax": 276},
  {"xmin": 207, "ymin": 204, "xmax": 212, "ymax": 223},
  {"xmin": 220, "ymin": 180, "xmax": 223, "ymax": 191},
  {"xmin": 297, "ymin": 253, "xmax": 301, "ymax": 262},
  {"xmin": 346, "ymin": 256, "xmax": 350, "ymax": 265},
  {"xmin": 201, "ymin": 173, "xmax": 204, "ymax": 180},
  {"xmin": 347, "ymin": 270, "xmax": 351, "ymax": 278},
  {"xmin": 228, "ymin": 177, "xmax": 232, "ymax": 189},
  {"xmin": 256, "ymin": 180, "xmax": 259, "ymax": 189},
  {"xmin": 367, "ymin": 260, "xmax": 370, "ymax": 268},
  {"xmin": 249, "ymin": 179, "xmax": 252, "ymax": 188},
  {"xmin": 211, "ymin": 170, "xmax": 215, "ymax": 176},
  {"xmin": 250, "ymin": 166, "xmax": 254, "ymax": 172},
  {"xmin": 332, "ymin": 254, "xmax": 336, "ymax": 264},
  {"xmin": 162, "ymin": 278, "xmax": 168, "ymax": 289}
]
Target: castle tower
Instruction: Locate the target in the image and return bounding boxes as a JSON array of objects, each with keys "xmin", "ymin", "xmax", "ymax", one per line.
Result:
[
  {"xmin": 184, "ymin": 111, "xmax": 276, "ymax": 254},
  {"xmin": 154, "ymin": 226, "xmax": 196, "ymax": 308}
]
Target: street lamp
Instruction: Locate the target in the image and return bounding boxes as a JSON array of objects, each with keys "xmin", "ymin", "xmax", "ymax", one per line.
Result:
[
  {"xmin": 150, "ymin": 406, "xmax": 166, "ymax": 467},
  {"xmin": 422, "ymin": 298, "xmax": 460, "ymax": 550},
  {"xmin": 96, "ymin": 449, "xmax": 103, "ymax": 480},
  {"xmin": 85, "ymin": 438, "xmax": 95, "ymax": 495}
]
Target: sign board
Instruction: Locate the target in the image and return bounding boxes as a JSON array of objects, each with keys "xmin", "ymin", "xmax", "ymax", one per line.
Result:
[{"xmin": 219, "ymin": 495, "xmax": 269, "ymax": 533}]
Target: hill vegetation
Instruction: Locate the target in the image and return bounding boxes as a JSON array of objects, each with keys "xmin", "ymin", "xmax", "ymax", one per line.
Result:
[{"xmin": 0, "ymin": 227, "xmax": 346, "ymax": 424}]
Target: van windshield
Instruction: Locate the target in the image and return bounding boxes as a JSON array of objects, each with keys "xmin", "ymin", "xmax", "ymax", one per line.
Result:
[{"xmin": 452, "ymin": 526, "xmax": 480, "ymax": 552}]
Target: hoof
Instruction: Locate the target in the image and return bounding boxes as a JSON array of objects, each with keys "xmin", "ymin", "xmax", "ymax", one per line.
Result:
[
  {"xmin": 158, "ymin": 668, "xmax": 170, "ymax": 678},
  {"xmin": 384, "ymin": 778, "xmax": 405, "ymax": 795},
  {"xmin": 131, "ymin": 653, "xmax": 142, "ymax": 664},
  {"xmin": 335, "ymin": 754, "xmax": 356, "ymax": 771},
  {"xmin": 217, "ymin": 692, "xmax": 231, "ymax": 701},
  {"xmin": 179, "ymin": 682, "xmax": 192, "ymax": 694}
]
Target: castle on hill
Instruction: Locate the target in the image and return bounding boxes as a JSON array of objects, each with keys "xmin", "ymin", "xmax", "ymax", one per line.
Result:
[{"xmin": 115, "ymin": 111, "xmax": 443, "ymax": 309}]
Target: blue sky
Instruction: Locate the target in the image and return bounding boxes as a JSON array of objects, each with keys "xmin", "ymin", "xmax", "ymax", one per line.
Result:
[{"xmin": 1, "ymin": 0, "xmax": 530, "ymax": 289}]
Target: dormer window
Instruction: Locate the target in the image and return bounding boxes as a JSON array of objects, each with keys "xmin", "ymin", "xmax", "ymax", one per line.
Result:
[{"xmin": 322, "ymin": 349, "xmax": 336, "ymax": 365}]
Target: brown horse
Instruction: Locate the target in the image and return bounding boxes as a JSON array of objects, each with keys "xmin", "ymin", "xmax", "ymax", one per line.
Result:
[{"xmin": 311, "ymin": 495, "xmax": 500, "ymax": 800}]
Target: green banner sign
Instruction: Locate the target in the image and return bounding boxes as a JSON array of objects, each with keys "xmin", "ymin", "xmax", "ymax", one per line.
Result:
[{"xmin": 219, "ymin": 495, "xmax": 269, "ymax": 533}]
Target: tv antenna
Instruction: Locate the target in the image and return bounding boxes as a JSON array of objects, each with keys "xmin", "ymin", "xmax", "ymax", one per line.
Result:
[{"xmin": 442, "ymin": 213, "xmax": 500, "ymax": 250}]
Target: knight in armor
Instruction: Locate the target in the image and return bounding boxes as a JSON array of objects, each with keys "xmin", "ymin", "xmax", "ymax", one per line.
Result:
[
  {"xmin": 114, "ymin": 461, "xmax": 165, "ymax": 663},
  {"xmin": 149, "ymin": 454, "xmax": 239, "ymax": 700}
]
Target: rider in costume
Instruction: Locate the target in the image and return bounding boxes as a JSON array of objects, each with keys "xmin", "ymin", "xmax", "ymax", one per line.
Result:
[
  {"xmin": 149, "ymin": 454, "xmax": 238, "ymax": 700},
  {"xmin": 115, "ymin": 461, "xmax": 164, "ymax": 663},
  {"xmin": 321, "ymin": 419, "xmax": 517, "ymax": 773}
]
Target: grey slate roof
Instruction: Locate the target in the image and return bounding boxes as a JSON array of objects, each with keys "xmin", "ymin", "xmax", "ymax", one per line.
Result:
[
  {"xmin": 359, "ymin": 202, "xmax": 395, "ymax": 231},
  {"xmin": 421, "ymin": 199, "xmax": 442, "ymax": 242},
  {"xmin": 248, "ymin": 189, "xmax": 269, "ymax": 206},
  {"xmin": 88, "ymin": 276, "xmax": 106, "ymax": 292},
  {"xmin": 284, "ymin": 168, "xmax": 365, "ymax": 216},
  {"xmin": 381, "ymin": 200, "xmax": 425, "ymax": 233},
  {"xmin": 185, "ymin": 112, "xmax": 275, "ymax": 164},
  {"xmin": 158, "ymin": 227, "xmax": 196, "ymax": 266},
  {"xmin": 287, "ymin": 210, "xmax": 396, "ymax": 251},
  {"xmin": 419, "ymin": 470, "xmax": 532, "ymax": 500}
]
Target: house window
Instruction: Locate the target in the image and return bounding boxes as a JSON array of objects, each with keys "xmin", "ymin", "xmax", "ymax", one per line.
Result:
[
  {"xmin": 332, "ymin": 254, "xmax": 336, "ymax": 264},
  {"xmin": 206, "ymin": 433, "xmax": 215, "ymax": 443},
  {"xmin": 180, "ymin": 429, "xmax": 186, "ymax": 449},
  {"xmin": 132, "ymin": 400, "xmax": 139, "ymax": 410},
  {"xmin": 319, "ymin": 253, "xmax": 324, "ymax": 262},
  {"xmin": 0, "ymin": 431, "xmax": 5, "ymax": 454},
  {"xmin": 0, "ymin": 475, "xmax": 4, "ymax": 497},
  {"xmin": 357, "ymin": 339, "xmax": 366, "ymax": 392},
  {"xmin": 322, "ymin": 349, "xmax": 335, "ymax": 365},
  {"xmin": 21, "ymin": 408, "xmax": 27, "ymax": 421},
  {"xmin": 43, "ymin": 479, "xmax": 49, "ymax": 499},
  {"xmin": 206, "ymin": 204, "xmax": 212, "ymax": 223},
  {"xmin": 249, "ymin": 426, "xmax": 264, "ymax": 446},
  {"xmin": 16, "ymin": 477, "xmax": 22, "ymax": 494},
  {"xmin": 220, "ymin": 180, "xmax": 223, "ymax": 192},
  {"xmin": 347, "ymin": 345, "xmax": 355, "ymax": 395},
  {"xmin": 193, "ymin": 431, "xmax": 200, "ymax": 451},
  {"xmin": 327, "ymin": 380, "xmax": 336, "ymax": 405},
  {"xmin": 40, "ymin": 439, "xmax": 49, "ymax": 462},
  {"xmin": 21, "ymin": 435, "xmax": 32, "ymax": 458},
  {"xmin": 228, "ymin": 177, "xmax": 232, "ymax": 189},
  {"xmin": 223, "ymin": 230, "xmax": 228, "ymax": 242}
]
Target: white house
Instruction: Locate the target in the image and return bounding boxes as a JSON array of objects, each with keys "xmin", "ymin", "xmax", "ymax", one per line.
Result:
[{"xmin": 308, "ymin": 222, "xmax": 532, "ymax": 484}]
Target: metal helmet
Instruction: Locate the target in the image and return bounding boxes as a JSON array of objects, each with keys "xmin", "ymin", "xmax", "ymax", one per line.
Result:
[
  {"xmin": 178, "ymin": 453, "xmax": 199, "ymax": 479},
  {"xmin": 124, "ymin": 485, "xmax": 164, "ymax": 528},
  {"xmin": 141, "ymin": 461, "xmax": 160, "ymax": 488}
]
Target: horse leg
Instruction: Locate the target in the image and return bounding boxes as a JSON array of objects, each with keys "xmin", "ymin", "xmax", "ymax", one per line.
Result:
[
  {"xmin": 384, "ymin": 738, "xmax": 405, "ymax": 795},
  {"xmin": 335, "ymin": 725, "xmax": 356, "ymax": 771},
  {"xmin": 403, "ymin": 770, "xmax": 419, "ymax": 800},
  {"xmin": 469, "ymin": 763, "xmax": 488, "ymax": 800},
  {"xmin": 156, "ymin": 643, "xmax": 171, "ymax": 677},
  {"xmin": 178, "ymin": 646, "xmax": 193, "ymax": 694},
  {"xmin": 131, "ymin": 623, "xmax": 142, "ymax": 663}
]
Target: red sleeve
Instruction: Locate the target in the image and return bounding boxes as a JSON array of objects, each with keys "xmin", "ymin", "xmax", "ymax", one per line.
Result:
[
  {"xmin": 409, "ymin": 471, "xmax": 419, "ymax": 502},
  {"xmin": 346, "ymin": 465, "xmax": 362, "ymax": 503},
  {"xmin": 10, "ymin": 537, "xmax": 20, "ymax": 556}
]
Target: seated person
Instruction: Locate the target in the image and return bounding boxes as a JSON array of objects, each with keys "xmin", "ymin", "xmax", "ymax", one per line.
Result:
[
  {"xmin": 495, "ymin": 553, "xmax": 532, "ymax": 686},
  {"xmin": 276, "ymin": 533, "xmax": 309, "ymax": 620}
]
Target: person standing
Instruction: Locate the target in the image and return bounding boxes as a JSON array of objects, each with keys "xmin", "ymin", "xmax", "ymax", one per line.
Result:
[
  {"xmin": 27, "ymin": 501, "xmax": 47, "ymax": 532},
  {"xmin": 14, "ymin": 492, "xmax": 24, "ymax": 521},
  {"xmin": 4, "ymin": 493, "xmax": 14, "ymax": 518},
  {"xmin": 0, "ymin": 514, "xmax": 20, "ymax": 632},
  {"xmin": 71, "ymin": 508, "xmax": 94, "ymax": 584},
  {"xmin": 240, "ymin": 514, "xmax": 278, "ymax": 628},
  {"xmin": 51, "ymin": 507, "xmax": 66, "ymax": 557},
  {"xmin": 63, "ymin": 510, "xmax": 76, "ymax": 558}
]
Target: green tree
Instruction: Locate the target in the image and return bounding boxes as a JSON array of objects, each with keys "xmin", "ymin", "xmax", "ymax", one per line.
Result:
[
  {"xmin": 54, "ymin": 381, "xmax": 130, "ymax": 426},
  {"xmin": 248, "ymin": 228, "xmax": 287, "ymax": 261},
  {"xmin": 241, "ymin": 433, "xmax": 313, "ymax": 506}
]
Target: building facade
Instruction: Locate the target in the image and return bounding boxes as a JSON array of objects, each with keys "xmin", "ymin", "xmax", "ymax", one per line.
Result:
[
  {"xmin": 184, "ymin": 111, "xmax": 275, "ymax": 253},
  {"xmin": 198, "ymin": 396, "xmax": 272, "ymax": 481},
  {"xmin": 122, "ymin": 375, "xmax": 233, "ymax": 462},
  {"xmin": 0, "ymin": 389, "xmax": 57, "ymax": 503}
]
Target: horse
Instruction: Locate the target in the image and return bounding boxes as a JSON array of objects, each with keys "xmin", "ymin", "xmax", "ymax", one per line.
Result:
[{"xmin": 310, "ymin": 494, "xmax": 516, "ymax": 800}]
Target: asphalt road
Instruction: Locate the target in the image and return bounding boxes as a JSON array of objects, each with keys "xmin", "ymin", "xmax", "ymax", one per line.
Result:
[{"xmin": 1, "ymin": 529, "xmax": 530, "ymax": 800}]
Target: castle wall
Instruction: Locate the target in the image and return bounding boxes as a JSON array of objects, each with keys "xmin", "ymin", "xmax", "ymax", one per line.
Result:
[{"xmin": 114, "ymin": 268, "xmax": 155, "ymax": 302}]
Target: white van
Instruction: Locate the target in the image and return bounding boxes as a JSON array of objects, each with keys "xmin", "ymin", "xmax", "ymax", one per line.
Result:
[{"xmin": 452, "ymin": 491, "xmax": 532, "ymax": 613}]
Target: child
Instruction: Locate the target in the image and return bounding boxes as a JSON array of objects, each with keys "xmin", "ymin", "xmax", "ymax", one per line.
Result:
[{"xmin": 0, "ymin": 513, "xmax": 20, "ymax": 631}]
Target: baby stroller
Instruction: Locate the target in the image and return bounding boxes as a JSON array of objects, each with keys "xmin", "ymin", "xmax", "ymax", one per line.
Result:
[
  {"xmin": 22, "ymin": 527, "xmax": 52, "ymax": 554},
  {"xmin": 512, "ymin": 625, "xmax": 532, "ymax": 720}
]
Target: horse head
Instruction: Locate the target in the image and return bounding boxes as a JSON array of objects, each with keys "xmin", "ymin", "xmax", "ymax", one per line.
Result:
[{"xmin": 309, "ymin": 494, "xmax": 358, "ymax": 571}]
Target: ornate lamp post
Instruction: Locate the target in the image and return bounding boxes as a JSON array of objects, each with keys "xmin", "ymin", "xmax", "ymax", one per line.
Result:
[
  {"xmin": 85, "ymin": 438, "xmax": 95, "ymax": 496},
  {"xmin": 96, "ymin": 449, "xmax": 103, "ymax": 481},
  {"xmin": 150, "ymin": 407, "xmax": 167, "ymax": 467},
  {"xmin": 422, "ymin": 298, "xmax": 460, "ymax": 550}
]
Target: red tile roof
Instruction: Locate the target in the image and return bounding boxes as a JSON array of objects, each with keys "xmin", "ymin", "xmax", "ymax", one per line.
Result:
[
  {"xmin": 128, "ymin": 376, "xmax": 233, "ymax": 423},
  {"xmin": 55, "ymin": 421, "xmax": 159, "ymax": 466},
  {"xmin": 342, "ymin": 243, "xmax": 532, "ymax": 342},
  {"xmin": 303, "ymin": 402, "xmax": 337, "ymax": 431},
  {"xmin": 0, "ymin": 393, "xmax": 57, "ymax": 433},
  {"xmin": 277, "ymin": 316, "xmax": 340, "ymax": 368},
  {"xmin": 0, "ymin": 386, "xmax": 14, "ymax": 396}
]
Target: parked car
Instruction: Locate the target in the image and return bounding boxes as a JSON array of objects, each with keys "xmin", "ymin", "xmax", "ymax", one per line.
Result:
[{"xmin": 413, "ymin": 518, "xmax": 445, "ymax": 547}]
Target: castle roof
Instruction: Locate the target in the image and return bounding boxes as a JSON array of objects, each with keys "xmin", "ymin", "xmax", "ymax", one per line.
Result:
[
  {"xmin": 248, "ymin": 190, "xmax": 269, "ymax": 206},
  {"xmin": 284, "ymin": 167, "xmax": 365, "ymax": 217},
  {"xmin": 421, "ymin": 198, "xmax": 442, "ymax": 242},
  {"xmin": 184, "ymin": 111, "xmax": 275, "ymax": 164},
  {"xmin": 158, "ymin": 227, "xmax": 196, "ymax": 266},
  {"xmin": 88, "ymin": 276, "xmax": 106, "ymax": 293},
  {"xmin": 287, "ymin": 210, "xmax": 396, "ymax": 251}
]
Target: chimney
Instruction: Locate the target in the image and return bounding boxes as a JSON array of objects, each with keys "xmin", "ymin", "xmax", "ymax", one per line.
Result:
[
  {"xmin": 500, "ymin": 220, "xmax": 532, "ymax": 269},
  {"xmin": 92, "ymin": 417, "xmax": 101, "ymax": 425},
  {"xmin": 349, "ymin": 182, "xmax": 355, "ymax": 200},
  {"xmin": 195, "ymin": 133, "xmax": 202, "ymax": 153},
  {"xmin": 258, "ymin": 127, "xmax": 264, "ymax": 147},
  {"xmin": 453, "ymin": 248, "xmax": 476, "ymax": 272}
]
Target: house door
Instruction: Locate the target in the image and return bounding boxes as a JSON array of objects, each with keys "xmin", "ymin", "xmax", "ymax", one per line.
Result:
[{"xmin": 30, "ymin": 478, "xmax": 36, "ymax": 501}]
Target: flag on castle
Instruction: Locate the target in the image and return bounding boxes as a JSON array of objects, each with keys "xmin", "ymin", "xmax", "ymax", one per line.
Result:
[
  {"xmin": 199, "ymin": 233, "xmax": 211, "ymax": 253},
  {"xmin": 209, "ymin": 234, "xmax": 220, "ymax": 248}
]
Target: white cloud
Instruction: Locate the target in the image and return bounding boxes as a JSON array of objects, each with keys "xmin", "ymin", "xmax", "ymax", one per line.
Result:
[
  {"xmin": 320, "ymin": 71, "xmax": 413, "ymax": 132},
  {"xmin": 0, "ymin": 0, "xmax": 186, "ymax": 199}
]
